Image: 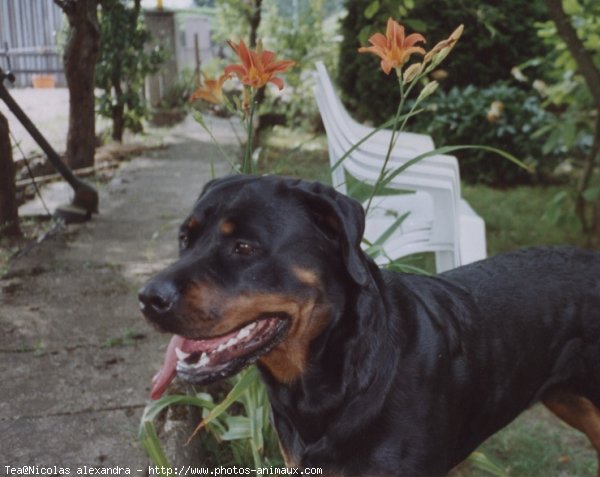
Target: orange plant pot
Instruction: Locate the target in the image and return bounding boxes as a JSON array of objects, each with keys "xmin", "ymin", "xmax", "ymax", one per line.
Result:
[{"xmin": 32, "ymin": 74, "xmax": 56, "ymax": 89}]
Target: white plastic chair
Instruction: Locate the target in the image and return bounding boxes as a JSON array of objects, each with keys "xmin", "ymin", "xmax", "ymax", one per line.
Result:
[
  {"xmin": 313, "ymin": 63, "xmax": 486, "ymax": 271},
  {"xmin": 315, "ymin": 61, "xmax": 465, "ymax": 203}
]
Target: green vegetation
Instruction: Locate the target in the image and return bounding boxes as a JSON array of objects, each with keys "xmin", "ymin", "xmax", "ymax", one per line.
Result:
[
  {"xmin": 410, "ymin": 84, "xmax": 557, "ymax": 185},
  {"xmin": 140, "ymin": 367, "xmax": 282, "ymax": 471},
  {"xmin": 463, "ymin": 184, "xmax": 591, "ymax": 253},
  {"xmin": 338, "ymin": 0, "xmax": 551, "ymax": 123},
  {"xmin": 454, "ymin": 406, "xmax": 597, "ymax": 477},
  {"xmin": 96, "ymin": 0, "xmax": 166, "ymax": 141}
]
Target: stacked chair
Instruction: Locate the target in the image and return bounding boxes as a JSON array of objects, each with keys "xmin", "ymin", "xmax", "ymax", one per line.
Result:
[{"xmin": 313, "ymin": 61, "xmax": 486, "ymax": 272}]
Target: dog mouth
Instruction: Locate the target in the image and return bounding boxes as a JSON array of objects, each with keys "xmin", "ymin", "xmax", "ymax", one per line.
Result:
[{"xmin": 150, "ymin": 315, "xmax": 289, "ymax": 399}]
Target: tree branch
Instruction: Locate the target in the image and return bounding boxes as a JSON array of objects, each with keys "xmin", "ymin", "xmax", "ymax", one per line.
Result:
[
  {"xmin": 53, "ymin": 0, "xmax": 76, "ymax": 15},
  {"xmin": 544, "ymin": 0, "xmax": 600, "ymax": 108}
]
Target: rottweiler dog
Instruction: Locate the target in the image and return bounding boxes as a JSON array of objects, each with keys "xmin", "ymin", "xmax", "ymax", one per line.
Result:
[{"xmin": 139, "ymin": 175, "xmax": 600, "ymax": 476}]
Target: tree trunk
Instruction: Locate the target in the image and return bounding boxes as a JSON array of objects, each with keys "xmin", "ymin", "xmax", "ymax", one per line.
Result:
[
  {"xmin": 111, "ymin": 73, "xmax": 125, "ymax": 142},
  {"xmin": 574, "ymin": 115, "xmax": 600, "ymax": 232},
  {"xmin": 0, "ymin": 112, "xmax": 21, "ymax": 237},
  {"xmin": 55, "ymin": 0, "xmax": 101, "ymax": 170},
  {"xmin": 248, "ymin": 0, "xmax": 262, "ymax": 49},
  {"xmin": 544, "ymin": 0, "xmax": 600, "ymax": 238}
]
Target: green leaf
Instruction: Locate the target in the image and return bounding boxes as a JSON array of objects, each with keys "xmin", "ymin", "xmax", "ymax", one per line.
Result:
[
  {"xmin": 330, "ymin": 109, "xmax": 424, "ymax": 173},
  {"xmin": 139, "ymin": 421, "xmax": 172, "ymax": 472},
  {"xmin": 192, "ymin": 110, "xmax": 208, "ymax": 130},
  {"xmin": 542, "ymin": 130, "xmax": 560, "ymax": 156},
  {"xmin": 378, "ymin": 145, "xmax": 532, "ymax": 191},
  {"xmin": 364, "ymin": 0, "xmax": 380, "ymax": 19},
  {"xmin": 583, "ymin": 186, "xmax": 600, "ymax": 203},
  {"xmin": 364, "ymin": 212, "xmax": 410, "ymax": 258},
  {"xmin": 192, "ymin": 111, "xmax": 237, "ymax": 169},
  {"xmin": 140, "ymin": 394, "xmax": 216, "ymax": 427},
  {"xmin": 563, "ymin": 0, "xmax": 583, "ymax": 14},
  {"xmin": 385, "ymin": 261, "xmax": 430, "ymax": 274},
  {"xmin": 468, "ymin": 451, "xmax": 509, "ymax": 477},
  {"xmin": 543, "ymin": 190, "xmax": 569, "ymax": 225},
  {"xmin": 251, "ymin": 405, "xmax": 265, "ymax": 452},
  {"xmin": 405, "ymin": 19, "xmax": 427, "ymax": 33},
  {"xmin": 221, "ymin": 415, "xmax": 253, "ymax": 441},
  {"xmin": 199, "ymin": 367, "xmax": 260, "ymax": 429}
]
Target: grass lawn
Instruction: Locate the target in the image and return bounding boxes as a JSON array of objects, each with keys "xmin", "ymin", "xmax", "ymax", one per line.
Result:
[
  {"xmin": 455, "ymin": 406, "xmax": 597, "ymax": 477},
  {"xmin": 258, "ymin": 128, "xmax": 598, "ymax": 476},
  {"xmin": 260, "ymin": 128, "xmax": 595, "ymax": 255},
  {"xmin": 462, "ymin": 184, "xmax": 593, "ymax": 254}
]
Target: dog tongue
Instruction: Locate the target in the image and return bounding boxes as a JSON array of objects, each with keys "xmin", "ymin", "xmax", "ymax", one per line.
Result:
[
  {"xmin": 150, "ymin": 331, "xmax": 237, "ymax": 399},
  {"xmin": 150, "ymin": 335, "xmax": 184, "ymax": 400}
]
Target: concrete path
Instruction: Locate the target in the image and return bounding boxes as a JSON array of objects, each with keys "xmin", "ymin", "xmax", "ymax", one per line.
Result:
[
  {"xmin": 0, "ymin": 114, "xmax": 238, "ymax": 472},
  {"xmin": 1, "ymin": 87, "xmax": 71, "ymax": 158}
]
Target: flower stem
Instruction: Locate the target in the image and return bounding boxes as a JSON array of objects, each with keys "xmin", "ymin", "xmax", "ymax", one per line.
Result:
[
  {"xmin": 243, "ymin": 95, "xmax": 257, "ymax": 174},
  {"xmin": 192, "ymin": 111, "xmax": 238, "ymax": 171},
  {"xmin": 366, "ymin": 75, "xmax": 406, "ymax": 213}
]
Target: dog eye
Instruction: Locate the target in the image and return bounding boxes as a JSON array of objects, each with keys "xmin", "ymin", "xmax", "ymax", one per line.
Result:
[{"xmin": 233, "ymin": 241, "xmax": 256, "ymax": 256}]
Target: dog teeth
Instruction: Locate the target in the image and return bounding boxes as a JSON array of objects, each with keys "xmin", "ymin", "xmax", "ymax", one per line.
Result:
[
  {"xmin": 237, "ymin": 327, "xmax": 251, "ymax": 339},
  {"xmin": 194, "ymin": 352, "xmax": 209, "ymax": 368},
  {"xmin": 247, "ymin": 322, "xmax": 257, "ymax": 330},
  {"xmin": 175, "ymin": 347, "xmax": 190, "ymax": 361},
  {"xmin": 176, "ymin": 352, "xmax": 210, "ymax": 371},
  {"xmin": 226, "ymin": 337, "xmax": 238, "ymax": 347},
  {"xmin": 216, "ymin": 343, "xmax": 227, "ymax": 352}
]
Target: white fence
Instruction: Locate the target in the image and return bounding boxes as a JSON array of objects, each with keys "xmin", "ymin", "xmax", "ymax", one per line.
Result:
[{"xmin": 0, "ymin": 0, "xmax": 65, "ymax": 87}]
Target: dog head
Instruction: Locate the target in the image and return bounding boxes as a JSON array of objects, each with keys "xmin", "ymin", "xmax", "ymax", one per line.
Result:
[{"xmin": 139, "ymin": 175, "xmax": 374, "ymax": 398}]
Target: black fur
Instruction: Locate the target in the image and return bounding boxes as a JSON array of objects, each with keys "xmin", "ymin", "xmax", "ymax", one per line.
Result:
[{"xmin": 140, "ymin": 175, "xmax": 600, "ymax": 476}]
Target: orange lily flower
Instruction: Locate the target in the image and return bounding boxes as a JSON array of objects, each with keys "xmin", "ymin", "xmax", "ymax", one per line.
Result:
[
  {"xmin": 358, "ymin": 18, "xmax": 426, "ymax": 75},
  {"xmin": 190, "ymin": 74, "xmax": 228, "ymax": 104},
  {"xmin": 224, "ymin": 39, "xmax": 295, "ymax": 90}
]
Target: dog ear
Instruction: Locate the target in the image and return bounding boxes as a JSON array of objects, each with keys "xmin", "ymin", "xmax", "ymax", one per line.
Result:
[{"xmin": 288, "ymin": 179, "xmax": 372, "ymax": 287}]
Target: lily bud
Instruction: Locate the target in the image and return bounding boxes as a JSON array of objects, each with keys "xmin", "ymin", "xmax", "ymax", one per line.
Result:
[
  {"xmin": 403, "ymin": 62, "xmax": 423, "ymax": 83},
  {"xmin": 416, "ymin": 80, "xmax": 439, "ymax": 102}
]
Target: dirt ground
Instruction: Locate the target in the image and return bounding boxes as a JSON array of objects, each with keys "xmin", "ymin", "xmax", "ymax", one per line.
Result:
[{"xmin": 0, "ymin": 112, "xmax": 238, "ymax": 470}]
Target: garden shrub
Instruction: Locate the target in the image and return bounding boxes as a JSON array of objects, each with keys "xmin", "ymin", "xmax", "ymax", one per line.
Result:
[
  {"xmin": 338, "ymin": 0, "xmax": 552, "ymax": 124},
  {"xmin": 96, "ymin": 0, "xmax": 166, "ymax": 140},
  {"xmin": 260, "ymin": 0, "xmax": 340, "ymax": 130},
  {"xmin": 410, "ymin": 82, "xmax": 562, "ymax": 185}
]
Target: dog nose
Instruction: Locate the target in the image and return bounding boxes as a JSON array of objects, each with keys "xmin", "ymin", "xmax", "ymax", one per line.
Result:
[{"xmin": 138, "ymin": 279, "xmax": 180, "ymax": 318}]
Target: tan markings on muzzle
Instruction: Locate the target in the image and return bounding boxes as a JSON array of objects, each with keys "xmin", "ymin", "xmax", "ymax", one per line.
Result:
[
  {"xmin": 258, "ymin": 300, "xmax": 330, "ymax": 384},
  {"xmin": 178, "ymin": 282, "xmax": 228, "ymax": 335},
  {"xmin": 182, "ymin": 285, "xmax": 303, "ymax": 337},
  {"xmin": 217, "ymin": 293, "xmax": 302, "ymax": 336},
  {"xmin": 181, "ymin": 280, "xmax": 332, "ymax": 383},
  {"xmin": 257, "ymin": 272, "xmax": 331, "ymax": 384}
]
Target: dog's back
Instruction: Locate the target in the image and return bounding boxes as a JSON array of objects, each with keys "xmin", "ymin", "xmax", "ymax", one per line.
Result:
[{"xmin": 384, "ymin": 246, "xmax": 600, "ymax": 466}]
